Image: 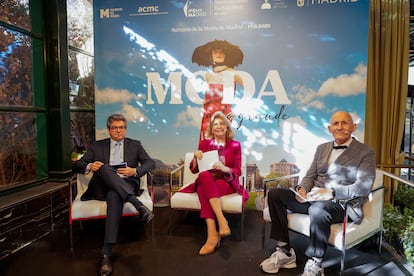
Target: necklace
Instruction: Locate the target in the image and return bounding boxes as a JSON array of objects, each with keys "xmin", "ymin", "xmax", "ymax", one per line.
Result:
[
  {"xmin": 213, "ymin": 65, "xmax": 230, "ymax": 73},
  {"xmin": 214, "ymin": 139, "xmax": 225, "ymax": 146}
]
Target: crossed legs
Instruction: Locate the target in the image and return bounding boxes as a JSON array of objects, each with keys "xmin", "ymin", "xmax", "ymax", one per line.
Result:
[{"xmin": 196, "ymin": 171, "xmax": 234, "ymax": 255}]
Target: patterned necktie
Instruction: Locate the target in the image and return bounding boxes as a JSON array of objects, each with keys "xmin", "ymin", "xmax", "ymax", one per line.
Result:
[{"xmin": 113, "ymin": 142, "xmax": 122, "ymax": 165}]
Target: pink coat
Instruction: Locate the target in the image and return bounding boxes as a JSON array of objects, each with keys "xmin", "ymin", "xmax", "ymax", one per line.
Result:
[{"xmin": 180, "ymin": 139, "xmax": 249, "ymax": 202}]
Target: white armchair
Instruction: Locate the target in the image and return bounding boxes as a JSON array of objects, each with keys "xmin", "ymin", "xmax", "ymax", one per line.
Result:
[
  {"xmin": 262, "ymin": 168, "xmax": 385, "ymax": 274},
  {"xmin": 69, "ymin": 172, "xmax": 154, "ymax": 252},
  {"xmin": 169, "ymin": 152, "xmax": 247, "ymax": 239}
]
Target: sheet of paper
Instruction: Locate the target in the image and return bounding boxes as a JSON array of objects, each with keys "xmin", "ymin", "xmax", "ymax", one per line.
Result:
[{"xmin": 197, "ymin": 150, "xmax": 219, "ymax": 172}]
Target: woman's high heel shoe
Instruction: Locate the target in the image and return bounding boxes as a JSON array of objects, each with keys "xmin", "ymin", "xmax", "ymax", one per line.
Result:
[
  {"xmin": 199, "ymin": 236, "xmax": 221, "ymax": 255},
  {"xmin": 219, "ymin": 222, "xmax": 231, "ymax": 237}
]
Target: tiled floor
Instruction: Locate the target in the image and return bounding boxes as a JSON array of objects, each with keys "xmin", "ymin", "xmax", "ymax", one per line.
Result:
[{"xmin": 0, "ymin": 207, "xmax": 413, "ymax": 276}]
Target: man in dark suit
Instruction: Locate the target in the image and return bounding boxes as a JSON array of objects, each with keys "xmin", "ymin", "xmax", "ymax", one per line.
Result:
[
  {"xmin": 73, "ymin": 113, "xmax": 155, "ymax": 276},
  {"xmin": 260, "ymin": 111, "xmax": 376, "ymax": 276}
]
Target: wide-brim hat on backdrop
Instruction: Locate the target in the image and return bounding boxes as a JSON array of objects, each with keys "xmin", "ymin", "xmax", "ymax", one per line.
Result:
[{"xmin": 192, "ymin": 40, "xmax": 244, "ymax": 67}]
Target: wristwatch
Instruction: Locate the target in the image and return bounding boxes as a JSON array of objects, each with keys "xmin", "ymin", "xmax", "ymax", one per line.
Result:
[{"xmin": 134, "ymin": 168, "xmax": 139, "ymax": 177}]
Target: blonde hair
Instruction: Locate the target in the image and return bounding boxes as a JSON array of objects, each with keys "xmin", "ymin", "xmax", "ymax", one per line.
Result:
[{"xmin": 205, "ymin": 111, "xmax": 235, "ymax": 140}]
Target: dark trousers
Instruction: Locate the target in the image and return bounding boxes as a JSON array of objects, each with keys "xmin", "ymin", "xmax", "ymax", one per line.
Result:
[
  {"xmin": 267, "ymin": 188, "xmax": 345, "ymax": 258},
  {"xmin": 91, "ymin": 165, "xmax": 137, "ymax": 244}
]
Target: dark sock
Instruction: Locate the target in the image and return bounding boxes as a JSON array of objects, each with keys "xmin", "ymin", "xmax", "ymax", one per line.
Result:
[
  {"xmin": 126, "ymin": 194, "xmax": 136, "ymax": 203},
  {"xmin": 279, "ymin": 244, "xmax": 291, "ymax": 256},
  {"xmin": 126, "ymin": 195, "xmax": 144, "ymax": 210},
  {"xmin": 101, "ymin": 243, "xmax": 113, "ymax": 256},
  {"xmin": 125, "ymin": 195, "xmax": 154, "ymax": 223},
  {"xmin": 312, "ymin": 257, "xmax": 322, "ymax": 265}
]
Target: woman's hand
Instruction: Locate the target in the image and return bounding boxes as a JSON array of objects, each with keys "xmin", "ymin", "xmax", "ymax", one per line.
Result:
[
  {"xmin": 194, "ymin": 150, "xmax": 203, "ymax": 159},
  {"xmin": 212, "ymin": 161, "xmax": 231, "ymax": 174}
]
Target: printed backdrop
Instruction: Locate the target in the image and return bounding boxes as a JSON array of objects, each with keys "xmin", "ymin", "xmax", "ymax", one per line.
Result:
[{"xmin": 93, "ymin": 0, "xmax": 370, "ymax": 181}]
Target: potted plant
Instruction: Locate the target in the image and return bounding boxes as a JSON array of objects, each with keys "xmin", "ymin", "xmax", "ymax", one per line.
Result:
[
  {"xmin": 383, "ymin": 183, "xmax": 414, "ymax": 269},
  {"xmin": 383, "ymin": 203, "xmax": 406, "ymax": 254},
  {"xmin": 402, "ymin": 208, "xmax": 414, "ymax": 268}
]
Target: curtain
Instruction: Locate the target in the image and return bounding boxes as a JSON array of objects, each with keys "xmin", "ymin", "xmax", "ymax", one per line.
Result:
[{"xmin": 365, "ymin": 0, "xmax": 410, "ymax": 202}]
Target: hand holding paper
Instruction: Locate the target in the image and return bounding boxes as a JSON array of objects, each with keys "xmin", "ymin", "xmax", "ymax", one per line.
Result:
[
  {"xmin": 306, "ymin": 187, "xmax": 334, "ymax": 201},
  {"xmin": 197, "ymin": 150, "xmax": 219, "ymax": 172},
  {"xmin": 290, "ymin": 187, "xmax": 309, "ymax": 202}
]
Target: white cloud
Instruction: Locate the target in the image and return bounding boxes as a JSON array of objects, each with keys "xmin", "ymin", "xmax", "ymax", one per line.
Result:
[
  {"xmin": 96, "ymin": 128, "xmax": 108, "ymax": 140},
  {"xmin": 95, "ymin": 87, "xmax": 137, "ymax": 104},
  {"xmin": 319, "ymin": 63, "xmax": 367, "ymax": 97},
  {"xmin": 174, "ymin": 106, "xmax": 202, "ymax": 128},
  {"xmin": 121, "ymin": 104, "xmax": 147, "ymax": 123},
  {"xmin": 292, "ymin": 64, "xmax": 367, "ymax": 108}
]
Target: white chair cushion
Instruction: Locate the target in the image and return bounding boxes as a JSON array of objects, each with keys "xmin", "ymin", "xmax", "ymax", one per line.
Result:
[
  {"xmin": 171, "ymin": 190, "xmax": 243, "ymax": 213},
  {"xmin": 170, "ymin": 151, "xmax": 244, "ymax": 214},
  {"xmin": 71, "ymin": 173, "xmax": 153, "ymax": 220}
]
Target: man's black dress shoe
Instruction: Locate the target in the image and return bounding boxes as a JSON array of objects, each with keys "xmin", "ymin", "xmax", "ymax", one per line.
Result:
[
  {"xmin": 127, "ymin": 196, "xmax": 154, "ymax": 224},
  {"xmin": 99, "ymin": 254, "xmax": 112, "ymax": 276},
  {"xmin": 137, "ymin": 204, "xmax": 155, "ymax": 224}
]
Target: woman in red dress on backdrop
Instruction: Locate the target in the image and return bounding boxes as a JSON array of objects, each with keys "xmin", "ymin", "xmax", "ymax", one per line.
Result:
[{"xmin": 192, "ymin": 40, "xmax": 244, "ymax": 142}]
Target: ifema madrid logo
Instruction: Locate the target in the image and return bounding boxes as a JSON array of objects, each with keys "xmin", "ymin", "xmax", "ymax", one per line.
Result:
[
  {"xmin": 297, "ymin": 0, "xmax": 359, "ymax": 7},
  {"xmin": 183, "ymin": 0, "xmax": 208, "ymax": 17}
]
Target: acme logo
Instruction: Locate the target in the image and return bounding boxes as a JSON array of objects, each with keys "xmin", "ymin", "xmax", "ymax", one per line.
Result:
[{"xmin": 138, "ymin": 6, "xmax": 160, "ymax": 14}]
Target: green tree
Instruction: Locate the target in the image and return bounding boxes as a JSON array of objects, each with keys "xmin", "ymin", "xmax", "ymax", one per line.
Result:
[{"xmin": 264, "ymin": 171, "xmax": 289, "ymax": 189}]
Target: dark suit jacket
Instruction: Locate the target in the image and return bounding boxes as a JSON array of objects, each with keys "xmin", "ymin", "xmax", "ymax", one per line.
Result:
[
  {"xmin": 298, "ymin": 138, "xmax": 376, "ymax": 224},
  {"xmin": 73, "ymin": 137, "xmax": 155, "ymax": 200}
]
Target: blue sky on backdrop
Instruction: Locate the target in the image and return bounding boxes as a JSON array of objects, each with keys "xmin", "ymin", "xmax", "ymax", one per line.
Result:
[{"xmin": 93, "ymin": 0, "xmax": 370, "ymax": 175}]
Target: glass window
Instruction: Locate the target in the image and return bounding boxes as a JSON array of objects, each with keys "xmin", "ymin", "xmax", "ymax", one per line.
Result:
[
  {"xmin": 67, "ymin": 0, "xmax": 94, "ymax": 52},
  {"xmin": 68, "ymin": 0, "xmax": 95, "ymax": 158},
  {"xmin": 71, "ymin": 112, "xmax": 95, "ymax": 160},
  {"xmin": 0, "ymin": 1, "xmax": 48, "ymax": 191},
  {"xmin": 0, "ymin": 26, "xmax": 33, "ymax": 106},
  {"xmin": 0, "ymin": 0, "xmax": 31, "ymax": 31},
  {"xmin": 0, "ymin": 112, "xmax": 37, "ymax": 189},
  {"xmin": 69, "ymin": 50, "xmax": 94, "ymax": 108}
]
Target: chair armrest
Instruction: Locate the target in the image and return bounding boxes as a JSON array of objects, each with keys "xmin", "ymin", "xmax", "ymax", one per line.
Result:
[
  {"xmin": 169, "ymin": 163, "xmax": 185, "ymax": 198},
  {"xmin": 336, "ymin": 196, "xmax": 365, "ymax": 208},
  {"xmin": 263, "ymin": 173, "xmax": 300, "ymax": 195},
  {"xmin": 145, "ymin": 171, "xmax": 155, "ymax": 202},
  {"xmin": 263, "ymin": 174, "xmax": 300, "ymax": 208},
  {"xmin": 69, "ymin": 173, "xmax": 78, "ymax": 204},
  {"xmin": 336, "ymin": 186, "xmax": 384, "ymax": 208}
]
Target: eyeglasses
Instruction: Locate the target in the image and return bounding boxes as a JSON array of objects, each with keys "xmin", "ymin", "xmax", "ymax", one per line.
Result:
[{"xmin": 109, "ymin": 126, "xmax": 126, "ymax": 130}]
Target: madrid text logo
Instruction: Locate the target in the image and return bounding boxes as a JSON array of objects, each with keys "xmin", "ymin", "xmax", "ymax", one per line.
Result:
[{"xmin": 99, "ymin": 8, "xmax": 122, "ymax": 18}]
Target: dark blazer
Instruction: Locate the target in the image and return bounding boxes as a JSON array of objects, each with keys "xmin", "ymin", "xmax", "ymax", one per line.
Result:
[
  {"xmin": 73, "ymin": 137, "xmax": 155, "ymax": 200},
  {"xmin": 298, "ymin": 138, "xmax": 376, "ymax": 224}
]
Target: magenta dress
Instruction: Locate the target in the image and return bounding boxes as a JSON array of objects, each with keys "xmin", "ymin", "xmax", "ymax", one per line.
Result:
[{"xmin": 179, "ymin": 139, "xmax": 248, "ymax": 219}]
